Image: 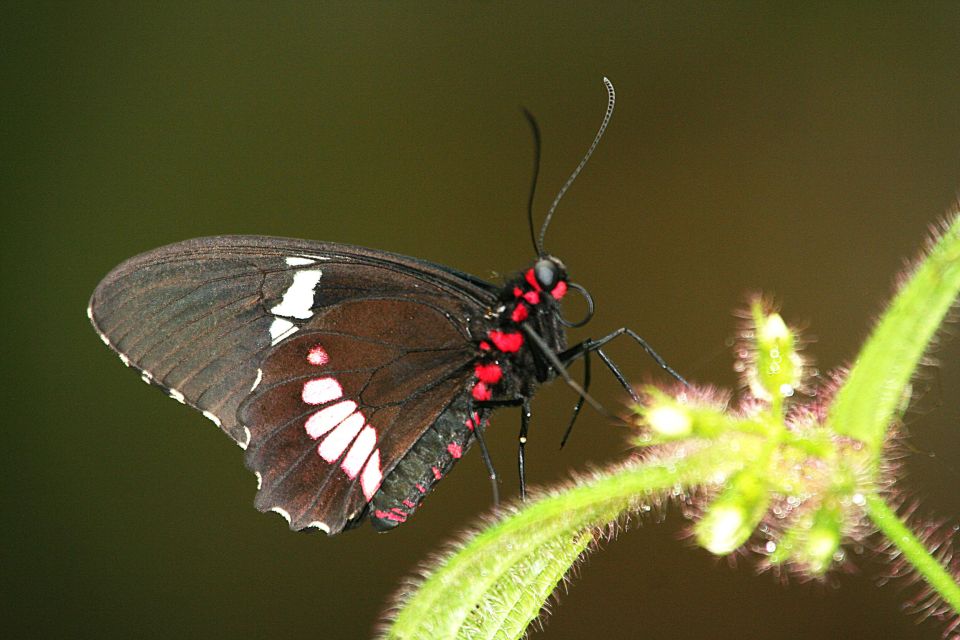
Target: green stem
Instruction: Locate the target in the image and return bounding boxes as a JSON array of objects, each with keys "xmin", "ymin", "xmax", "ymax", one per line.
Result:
[
  {"xmin": 384, "ymin": 443, "xmax": 748, "ymax": 639},
  {"xmin": 864, "ymin": 493, "xmax": 960, "ymax": 614}
]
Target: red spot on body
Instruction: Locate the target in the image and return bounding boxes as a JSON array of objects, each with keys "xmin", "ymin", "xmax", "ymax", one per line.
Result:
[
  {"xmin": 464, "ymin": 411, "xmax": 481, "ymax": 431},
  {"xmin": 550, "ymin": 280, "xmax": 568, "ymax": 299},
  {"xmin": 307, "ymin": 345, "xmax": 330, "ymax": 366},
  {"xmin": 474, "ymin": 362, "xmax": 502, "ymax": 384},
  {"xmin": 525, "ymin": 269, "xmax": 541, "ymax": 290},
  {"xmin": 432, "ymin": 466, "xmax": 442, "ymax": 480},
  {"xmin": 523, "ymin": 290, "xmax": 540, "ymax": 305},
  {"xmin": 513, "ymin": 286, "xmax": 524, "ymax": 298},
  {"xmin": 402, "ymin": 499, "xmax": 416, "ymax": 509},
  {"xmin": 415, "ymin": 483, "xmax": 427, "ymax": 494},
  {"xmin": 374, "ymin": 509, "xmax": 406, "ymax": 522},
  {"xmin": 511, "ymin": 303, "xmax": 529, "ymax": 322},
  {"xmin": 479, "ymin": 341, "xmax": 491, "ymax": 351},
  {"xmin": 447, "ymin": 442, "xmax": 463, "ymax": 459},
  {"xmin": 472, "ymin": 382, "xmax": 492, "ymax": 401},
  {"xmin": 489, "ymin": 330, "xmax": 523, "ymax": 353}
]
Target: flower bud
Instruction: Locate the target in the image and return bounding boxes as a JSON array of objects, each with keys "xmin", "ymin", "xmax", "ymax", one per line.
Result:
[
  {"xmin": 801, "ymin": 503, "xmax": 843, "ymax": 574},
  {"xmin": 647, "ymin": 403, "xmax": 693, "ymax": 438},
  {"xmin": 697, "ymin": 472, "xmax": 769, "ymax": 555},
  {"xmin": 748, "ymin": 303, "xmax": 802, "ymax": 401}
]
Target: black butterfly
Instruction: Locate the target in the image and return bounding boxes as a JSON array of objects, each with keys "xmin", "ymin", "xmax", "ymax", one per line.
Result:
[{"xmin": 88, "ymin": 78, "xmax": 683, "ymax": 534}]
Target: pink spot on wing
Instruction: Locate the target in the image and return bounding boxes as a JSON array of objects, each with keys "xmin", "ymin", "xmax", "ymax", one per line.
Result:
[
  {"xmin": 318, "ymin": 412, "xmax": 365, "ymax": 462},
  {"xmin": 432, "ymin": 466, "xmax": 442, "ymax": 480},
  {"xmin": 447, "ymin": 443, "xmax": 463, "ymax": 459},
  {"xmin": 361, "ymin": 449, "xmax": 383, "ymax": 500},
  {"xmin": 415, "ymin": 483, "xmax": 426, "ymax": 494},
  {"xmin": 302, "ymin": 377, "xmax": 343, "ymax": 405},
  {"xmin": 304, "ymin": 400, "xmax": 357, "ymax": 439},
  {"xmin": 374, "ymin": 509, "xmax": 406, "ymax": 522},
  {"xmin": 307, "ymin": 345, "xmax": 330, "ymax": 366},
  {"xmin": 340, "ymin": 425, "xmax": 377, "ymax": 478},
  {"xmin": 550, "ymin": 280, "xmax": 568, "ymax": 299},
  {"xmin": 402, "ymin": 499, "xmax": 416, "ymax": 508}
]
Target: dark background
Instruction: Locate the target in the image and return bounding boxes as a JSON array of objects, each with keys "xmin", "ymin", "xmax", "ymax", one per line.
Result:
[{"xmin": 4, "ymin": 3, "xmax": 960, "ymax": 639}]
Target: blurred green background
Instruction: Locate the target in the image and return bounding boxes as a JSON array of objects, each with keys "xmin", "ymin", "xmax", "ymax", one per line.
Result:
[{"xmin": 4, "ymin": 3, "xmax": 960, "ymax": 638}]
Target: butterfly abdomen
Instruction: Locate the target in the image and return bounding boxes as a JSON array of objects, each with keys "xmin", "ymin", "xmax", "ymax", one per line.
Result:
[{"xmin": 369, "ymin": 395, "xmax": 481, "ymax": 530}]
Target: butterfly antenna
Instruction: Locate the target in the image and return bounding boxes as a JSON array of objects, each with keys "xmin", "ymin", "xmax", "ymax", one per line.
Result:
[
  {"xmin": 537, "ymin": 77, "xmax": 616, "ymax": 253},
  {"xmin": 522, "ymin": 108, "xmax": 544, "ymax": 256}
]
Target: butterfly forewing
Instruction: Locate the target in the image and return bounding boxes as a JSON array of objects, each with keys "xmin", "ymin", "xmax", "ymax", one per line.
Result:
[{"xmin": 89, "ymin": 236, "xmax": 495, "ymax": 532}]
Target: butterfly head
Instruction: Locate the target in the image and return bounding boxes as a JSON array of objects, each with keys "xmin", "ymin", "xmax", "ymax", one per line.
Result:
[
  {"xmin": 522, "ymin": 256, "xmax": 594, "ymax": 328},
  {"xmin": 528, "ymin": 256, "xmax": 568, "ymax": 300}
]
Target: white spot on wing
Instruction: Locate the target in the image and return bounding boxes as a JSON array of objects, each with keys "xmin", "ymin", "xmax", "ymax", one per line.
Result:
[
  {"xmin": 285, "ymin": 256, "xmax": 316, "ymax": 266},
  {"xmin": 86, "ymin": 305, "xmax": 94, "ymax": 321},
  {"xmin": 99, "ymin": 332, "xmax": 110, "ymax": 346},
  {"xmin": 341, "ymin": 425, "xmax": 377, "ymax": 478},
  {"xmin": 118, "ymin": 353, "xmax": 130, "ymax": 367},
  {"xmin": 240, "ymin": 426, "xmax": 251, "ymax": 450},
  {"xmin": 305, "ymin": 521, "xmax": 331, "ymax": 533},
  {"xmin": 304, "ymin": 400, "xmax": 358, "ymax": 439},
  {"xmin": 141, "ymin": 371, "xmax": 153, "ymax": 384},
  {"xmin": 318, "ymin": 412, "xmax": 365, "ymax": 462},
  {"xmin": 255, "ymin": 471, "xmax": 263, "ymax": 490},
  {"xmin": 269, "ymin": 318, "xmax": 297, "ymax": 345},
  {"xmin": 270, "ymin": 270, "xmax": 322, "ymax": 319},
  {"xmin": 361, "ymin": 449, "xmax": 383, "ymax": 501},
  {"xmin": 202, "ymin": 411, "xmax": 221, "ymax": 427},
  {"xmin": 270, "ymin": 506, "xmax": 292, "ymax": 524},
  {"xmin": 169, "ymin": 389, "xmax": 185, "ymax": 404},
  {"xmin": 251, "ymin": 368, "xmax": 263, "ymax": 392},
  {"xmin": 302, "ymin": 377, "xmax": 343, "ymax": 405}
]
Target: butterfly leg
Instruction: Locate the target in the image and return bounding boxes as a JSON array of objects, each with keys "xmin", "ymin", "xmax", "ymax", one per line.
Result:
[
  {"xmin": 474, "ymin": 397, "xmax": 534, "ymax": 501},
  {"xmin": 593, "ymin": 347, "xmax": 639, "ymax": 401},
  {"xmin": 521, "ymin": 324, "xmax": 611, "ymax": 418},
  {"xmin": 560, "ymin": 328, "xmax": 686, "ymax": 390},
  {"xmin": 559, "ymin": 348, "xmax": 591, "ymax": 448},
  {"xmin": 586, "ymin": 328, "xmax": 687, "ymax": 386},
  {"xmin": 518, "ymin": 397, "xmax": 532, "ymax": 500},
  {"xmin": 470, "ymin": 408, "xmax": 500, "ymax": 506},
  {"xmin": 555, "ymin": 329, "xmax": 686, "ymax": 443}
]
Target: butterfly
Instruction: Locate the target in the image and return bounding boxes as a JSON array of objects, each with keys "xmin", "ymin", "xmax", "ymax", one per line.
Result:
[{"xmin": 88, "ymin": 78, "xmax": 684, "ymax": 534}]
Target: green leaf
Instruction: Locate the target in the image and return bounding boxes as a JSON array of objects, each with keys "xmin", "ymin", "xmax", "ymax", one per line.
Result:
[{"xmin": 828, "ymin": 215, "xmax": 960, "ymax": 452}]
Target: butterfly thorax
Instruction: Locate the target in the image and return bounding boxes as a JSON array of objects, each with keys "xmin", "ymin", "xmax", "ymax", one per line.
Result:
[{"xmin": 468, "ymin": 257, "xmax": 570, "ymax": 402}]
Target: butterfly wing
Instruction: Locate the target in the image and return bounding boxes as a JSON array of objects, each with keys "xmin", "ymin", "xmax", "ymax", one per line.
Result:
[{"xmin": 89, "ymin": 235, "xmax": 495, "ymax": 532}]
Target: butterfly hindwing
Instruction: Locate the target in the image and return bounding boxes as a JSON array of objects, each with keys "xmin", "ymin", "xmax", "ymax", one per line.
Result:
[{"xmin": 239, "ymin": 302, "xmax": 476, "ymax": 533}]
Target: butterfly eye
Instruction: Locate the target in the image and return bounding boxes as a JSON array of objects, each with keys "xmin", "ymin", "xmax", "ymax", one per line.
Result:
[{"xmin": 533, "ymin": 259, "xmax": 559, "ymax": 289}]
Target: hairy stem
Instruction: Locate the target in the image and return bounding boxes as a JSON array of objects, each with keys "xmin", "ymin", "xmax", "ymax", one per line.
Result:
[{"xmin": 865, "ymin": 493, "xmax": 960, "ymax": 614}]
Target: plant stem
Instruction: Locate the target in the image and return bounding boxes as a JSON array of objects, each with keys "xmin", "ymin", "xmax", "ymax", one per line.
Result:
[{"xmin": 864, "ymin": 492, "xmax": 960, "ymax": 614}]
